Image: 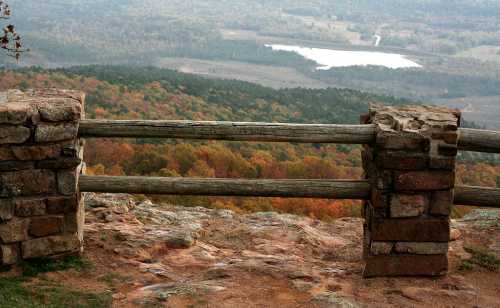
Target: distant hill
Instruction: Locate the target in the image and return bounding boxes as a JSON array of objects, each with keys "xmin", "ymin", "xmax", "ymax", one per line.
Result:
[{"xmin": 3, "ymin": 65, "xmax": 413, "ymax": 123}]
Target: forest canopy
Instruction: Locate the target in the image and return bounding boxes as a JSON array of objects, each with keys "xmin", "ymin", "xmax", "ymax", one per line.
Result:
[{"xmin": 1, "ymin": 66, "xmax": 498, "ymax": 219}]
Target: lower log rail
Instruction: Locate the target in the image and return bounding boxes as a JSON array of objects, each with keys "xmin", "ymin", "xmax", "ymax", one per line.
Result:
[
  {"xmin": 79, "ymin": 176, "xmax": 370, "ymax": 199},
  {"xmin": 454, "ymin": 186, "xmax": 500, "ymax": 208},
  {"xmin": 79, "ymin": 176, "xmax": 500, "ymax": 208}
]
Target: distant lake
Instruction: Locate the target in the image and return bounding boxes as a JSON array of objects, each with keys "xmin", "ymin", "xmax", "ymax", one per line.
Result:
[{"xmin": 266, "ymin": 44, "xmax": 422, "ymax": 70}]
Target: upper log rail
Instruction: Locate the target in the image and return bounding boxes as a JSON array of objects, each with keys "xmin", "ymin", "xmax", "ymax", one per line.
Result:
[
  {"xmin": 78, "ymin": 120, "xmax": 376, "ymax": 144},
  {"xmin": 78, "ymin": 120, "xmax": 500, "ymax": 153},
  {"xmin": 79, "ymin": 176, "xmax": 500, "ymax": 208},
  {"xmin": 457, "ymin": 128, "xmax": 500, "ymax": 153}
]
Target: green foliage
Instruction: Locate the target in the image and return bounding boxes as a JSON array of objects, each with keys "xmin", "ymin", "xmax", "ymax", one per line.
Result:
[
  {"xmin": 21, "ymin": 256, "xmax": 93, "ymax": 277},
  {"xmin": 0, "ymin": 278, "xmax": 35, "ymax": 307},
  {"xmin": 0, "ymin": 278, "xmax": 112, "ymax": 308},
  {"xmin": 0, "ymin": 256, "xmax": 110, "ymax": 308},
  {"xmin": 316, "ymin": 66, "xmax": 500, "ymax": 99},
  {"xmin": 459, "ymin": 246, "xmax": 500, "ymax": 272},
  {"xmin": 55, "ymin": 65, "xmax": 413, "ymax": 124},
  {"xmin": 99, "ymin": 272, "xmax": 130, "ymax": 289},
  {"xmin": 496, "ymin": 175, "xmax": 500, "ymax": 188}
]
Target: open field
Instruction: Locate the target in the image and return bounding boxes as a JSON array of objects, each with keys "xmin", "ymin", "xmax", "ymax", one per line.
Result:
[
  {"xmin": 220, "ymin": 28, "xmax": 437, "ymax": 58},
  {"xmin": 155, "ymin": 57, "xmax": 329, "ymax": 89},
  {"xmin": 456, "ymin": 46, "xmax": 500, "ymax": 64}
]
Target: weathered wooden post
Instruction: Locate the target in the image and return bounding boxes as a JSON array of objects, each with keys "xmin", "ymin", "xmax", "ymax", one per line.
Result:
[
  {"xmin": 0, "ymin": 89, "xmax": 85, "ymax": 264},
  {"xmin": 361, "ymin": 104, "xmax": 460, "ymax": 277}
]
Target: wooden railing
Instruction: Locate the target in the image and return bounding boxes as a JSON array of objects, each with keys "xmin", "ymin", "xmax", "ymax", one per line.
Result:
[
  {"xmin": 79, "ymin": 120, "xmax": 500, "ymax": 153},
  {"xmin": 78, "ymin": 119, "xmax": 500, "ymax": 208}
]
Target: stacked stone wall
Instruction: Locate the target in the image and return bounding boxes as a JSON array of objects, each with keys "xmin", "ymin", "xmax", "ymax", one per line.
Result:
[
  {"xmin": 361, "ymin": 104, "xmax": 461, "ymax": 277},
  {"xmin": 0, "ymin": 89, "xmax": 461, "ymax": 276},
  {"xmin": 0, "ymin": 89, "xmax": 85, "ymax": 265}
]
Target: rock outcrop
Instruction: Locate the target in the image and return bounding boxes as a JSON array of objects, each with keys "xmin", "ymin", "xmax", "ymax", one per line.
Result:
[{"xmin": 80, "ymin": 193, "xmax": 500, "ymax": 307}]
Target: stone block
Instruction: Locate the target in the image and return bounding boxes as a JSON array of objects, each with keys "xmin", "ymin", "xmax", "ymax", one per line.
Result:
[
  {"xmin": 361, "ymin": 201, "xmax": 369, "ymax": 220},
  {"xmin": 371, "ymin": 189, "xmax": 389, "ymax": 209},
  {"xmin": 363, "ymin": 223, "xmax": 371, "ymax": 259},
  {"xmin": 429, "ymin": 156, "xmax": 456, "ymax": 170},
  {"xmin": 363, "ymin": 254, "xmax": 448, "ymax": 277},
  {"xmin": 395, "ymin": 242, "xmax": 449, "ymax": 255},
  {"xmin": 0, "ymin": 125, "xmax": 31, "ymax": 144},
  {"xmin": 36, "ymin": 157, "xmax": 81, "ymax": 170},
  {"xmin": 0, "ymin": 161, "xmax": 35, "ymax": 171},
  {"xmin": 0, "ymin": 218, "xmax": 29, "ymax": 243},
  {"xmin": 430, "ymin": 190, "xmax": 453, "ymax": 216},
  {"xmin": 390, "ymin": 194, "xmax": 428, "ymax": 218},
  {"xmin": 57, "ymin": 169, "xmax": 77, "ymax": 195},
  {"xmin": 0, "ymin": 102, "xmax": 33, "ymax": 124},
  {"xmin": 14, "ymin": 198, "xmax": 47, "ymax": 217},
  {"xmin": 364, "ymin": 201, "xmax": 386, "ymax": 223},
  {"xmin": 38, "ymin": 100, "xmax": 82, "ymax": 122},
  {"xmin": 35, "ymin": 123, "xmax": 78, "ymax": 143},
  {"xmin": 370, "ymin": 242, "xmax": 394, "ymax": 255},
  {"xmin": 61, "ymin": 140, "xmax": 79, "ymax": 157},
  {"xmin": 64, "ymin": 213, "xmax": 79, "ymax": 234},
  {"xmin": 371, "ymin": 218, "xmax": 450, "ymax": 242},
  {"xmin": 438, "ymin": 143, "xmax": 458, "ymax": 157},
  {"xmin": 0, "ymin": 169, "xmax": 57, "ymax": 197},
  {"xmin": 11, "ymin": 144, "xmax": 61, "ymax": 160},
  {"xmin": 21, "ymin": 234, "xmax": 82, "ymax": 259},
  {"xmin": 375, "ymin": 170, "xmax": 393, "ymax": 190},
  {"xmin": 394, "ymin": 171, "xmax": 455, "ymax": 191},
  {"xmin": 376, "ymin": 131, "xmax": 429, "ymax": 151},
  {"xmin": 375, "ymin": 152, "xmax": 428, "ymax": 170},
  {"xmin": 29, "ymin": 216, "xmax": 64, "ymax": 237},
  {"xmin": 46, "ymin": 196, "xmax": 78, "ymax": 214},
  {"xmin": 0, "ymin": 147, "xmax": 15, "ymax": 160},
  {"xmin": 64, "ymin": 202, "xmax": 84, "ymax": 236},
  {"xmin": 1, "ymin": 244, "xmax": 20, "ymax": 265},
  {"xmin": 431, "ymin": 132, "xmax": 458, "ymax": 144},
  {"xmin": 361, "ymin": 149, "xmax": 373, "ymax": 170},
  {"xmin": 0, "ymin": 199, "xmax": 14, "ymax": 221}
]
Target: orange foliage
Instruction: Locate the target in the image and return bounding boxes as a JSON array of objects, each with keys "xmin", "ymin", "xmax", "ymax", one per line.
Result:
[{"xmin": 2, "ymin": 70, "xmax": 497, "ymax": 220}]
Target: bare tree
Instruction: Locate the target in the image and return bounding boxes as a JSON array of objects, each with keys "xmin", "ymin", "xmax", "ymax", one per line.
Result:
[{"xmin": 1, "ymin": 0, "xmax": 28, "ymax": 60}]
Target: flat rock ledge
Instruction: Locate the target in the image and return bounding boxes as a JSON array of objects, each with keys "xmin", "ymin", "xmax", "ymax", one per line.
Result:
[{"xmin": 79, "ymin": 193, "xmax": 500, "ymax": 307}]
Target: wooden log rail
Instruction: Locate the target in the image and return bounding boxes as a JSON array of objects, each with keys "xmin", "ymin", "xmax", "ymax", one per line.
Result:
[
  {"xmin": 78, "ymin": 120, "xmax": 500, "ymax": 209},
  {"xmin": 79, "ymin": 176, "xmax": 500, "ymax": 208},
  {"xmin": 454, "ymin": 186, "xmax": 500, "ymax": 208},
  {"xmin": 78, "ymin": 120, "xmax": 376, "ymax": 144},
  {"xmin": 79, "ymin": 176, "xmax": 371, "ymax": 199},
  {"xmin": 78, "ymin": 120, "xmax": 500, "ymax": 153},
  {"xmin": 457, "ymin": 128, "xmax": 500, "ymax": 153}
]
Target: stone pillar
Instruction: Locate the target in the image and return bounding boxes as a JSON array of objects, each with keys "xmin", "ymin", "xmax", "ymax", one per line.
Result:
[
  {"xmin": 0, "ymin": 89, "xmax": 85, "ymax": 265},
  {"xmin": 361, "ymin": 104, "xmax": 460, "ymax": 277}
]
